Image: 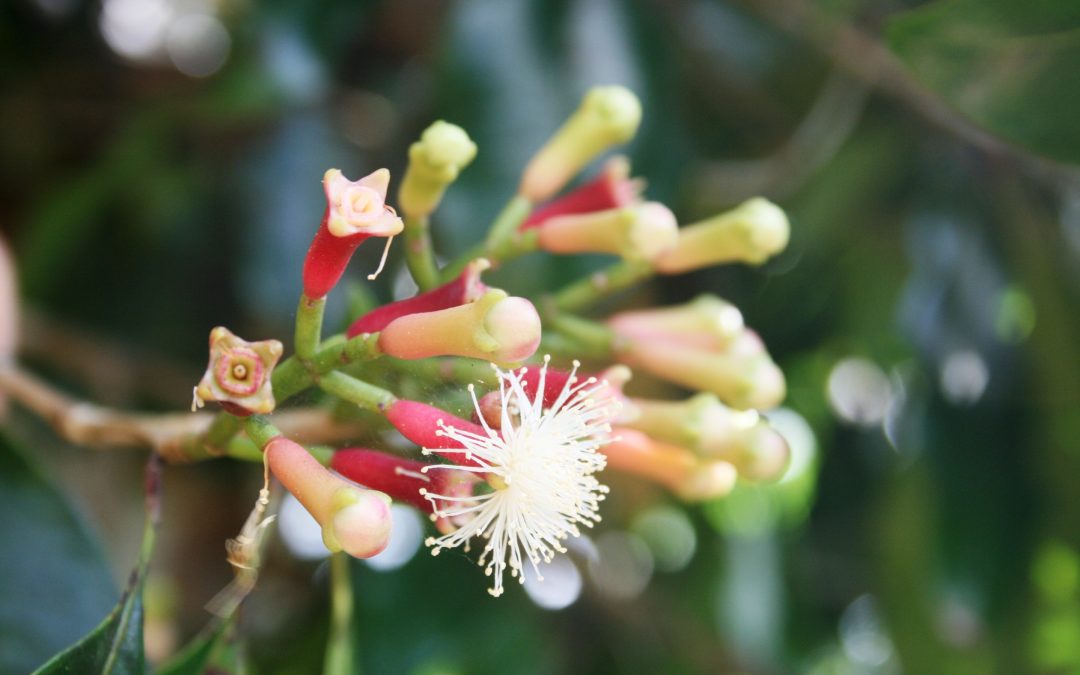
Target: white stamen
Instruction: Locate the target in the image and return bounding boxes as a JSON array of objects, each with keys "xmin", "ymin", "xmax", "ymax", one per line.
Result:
[
  {"xmin": 366, "ymin": 235, "xmax": 395, "ymax": 280},
  {"xmin": 422, "ymin": 357, "xmax": 618, "ymax": 597}
]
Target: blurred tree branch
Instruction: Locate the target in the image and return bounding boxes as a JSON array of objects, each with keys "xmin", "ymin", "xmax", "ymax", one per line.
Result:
[
  {"xmin": 695, "ymin": 70, "xmax": 869, "ymax": 204},
  {"xmin": 730, "ymin": 0, "xmax": 1080, "ymax": 188}
]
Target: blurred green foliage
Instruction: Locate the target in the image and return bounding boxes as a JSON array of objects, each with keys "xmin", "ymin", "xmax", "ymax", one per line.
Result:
[
  {"xmin": 3, "ymin": 0, "xmax": 1080, "ymax": 672},
  {"xmin": 0, "ymin": 434, "xmax": 117, "ymax": 673}
]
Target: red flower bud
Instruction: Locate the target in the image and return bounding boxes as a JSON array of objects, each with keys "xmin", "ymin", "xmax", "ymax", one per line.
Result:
[
  {"xmin": 520, "ymin": 157, "xmax": 639, "ymax": 230},
  {"xmin": 331, "ymin": 449, "xmax": 434, "ymax": 512},
  {"xmin": 301, "ymin": 169, "xmax": 403, "ymax": 299},
  {"xmin": 331, "ymin": 448, "xmax": 479, "ymax": 534},
  {"xmin": 385, "ymin": 399, "xmax": 489, "ymax": 470},
  {"xmin": 346, "ymin": 258, "xmax": 489, "ymax": 337},
  {"xmin": 475, "ymin": 361, "xmax": 635, "ymax": 429}
]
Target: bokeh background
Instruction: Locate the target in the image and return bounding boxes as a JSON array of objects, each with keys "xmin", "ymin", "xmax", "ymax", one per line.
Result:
[{"xmin": 3, "ymin": 0, "xmax": 1080, "ymax": 673}]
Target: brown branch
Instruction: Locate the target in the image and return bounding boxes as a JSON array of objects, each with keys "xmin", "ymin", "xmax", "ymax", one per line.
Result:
[{"xmin": 0, "ymin": 364, "xmax": 370, "ymax": 462}]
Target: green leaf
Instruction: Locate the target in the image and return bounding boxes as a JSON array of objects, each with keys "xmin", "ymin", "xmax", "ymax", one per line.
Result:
[
  {"xmin": 0, "ymin": 433, "xmax": 116, "ymax": 673},
  {"xmin": 887, "ymin": 0, "xmax": 1080, "ymax": 164},
  {"xmin": 155, "ymin": 619, "xmax": 231, "ymax": 675},
  {"xmin": 33, "ymin": 461, "xmax": 159, "ymax": 675}
]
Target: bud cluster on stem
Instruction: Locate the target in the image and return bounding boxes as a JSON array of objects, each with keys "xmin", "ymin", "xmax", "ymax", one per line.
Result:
[
  {"xmin": 627, "ymin": 393, "xmax": 790, "ymax": 482},
  {"xmin": 169, "ymin": 84, "xmax": 799, "ymax": 603},
  {"xmin": 609, "ymin": 297, "xmax": 785, "ymax": 411}
]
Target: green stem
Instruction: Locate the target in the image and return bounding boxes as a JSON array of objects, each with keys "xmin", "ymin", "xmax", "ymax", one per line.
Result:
[
  {"xmin": 539, "ymin": 331, "xmax": 596, "ymax": 359},
  {"xmin": 381, "ymin": 356, "xmax": 498, "ymax": 387},
  {"xmin": 341, "ymin": 333, "xmax": 382, "ymax": 364},
  {"xmin": 270, "ymin": 357, "xmax": 311, "ymax": 403},
  {"xmin": 546, "ymin": 314, "xmax": 616, "ymax": 360},
  {"xmin": 483, "ymin": 194, "xmax": 533, "ymax": 253},
  {"xmin": 205, "ymin": 412, "xmax": 242, "ymax": 448},
  {"xmin": 318, "ymin": 371, "xmax": 397, "ymax": 412},
  {"xmin": 403, "ymin": 215, "xmax": 440, "ymax": 291},
  {"xmin": 439, "ymin": 242, "xmax": 485, "ymax": 282},
  {"xmin": 225, "ymin": 437, "xmax": 334, "ymax": 465},
  {"xmin": 441, "ymin": 195, "xmax": 533, "ymax": 281},
  {"xmin": 272, "ymin": 333, "xmax": 383, "ymax": 404},
  {"xmin": 324, "ymin": 552, "xmax": 356, "ymax": 675},
  {"xmin": 295, "ymin": 294, "xmax": 327, "ymax": 361},
  {"xmin": 550, "ymin": 260, "xmax": 654, "ymax": 313},
  {"xmin": 224, "ymin": 436, "xmax": 263, "ymax": 463},
  {"xmin": 244, "ymin": 415, "xmax": 282, "ymax": 450},
  {"xmin": 488, "ymin": 228, "xmax": 539, "ymax": 264}
]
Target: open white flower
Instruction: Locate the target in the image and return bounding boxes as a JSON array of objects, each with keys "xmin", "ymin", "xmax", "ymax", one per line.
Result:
[{"xmin": 420, "ymin": 358, "xmax": 617, "ymax": 597}]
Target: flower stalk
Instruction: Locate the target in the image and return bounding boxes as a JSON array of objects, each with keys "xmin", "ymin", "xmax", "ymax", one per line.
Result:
[
  {"xmin": 550, "ymin": 259, "xmax": 654, "ymax": 312},
  {"xmin": 325, "ymin": 552, "xmax": 356, "ymax": 675},
  {"xmin": 294, "ymin": 294, "xmax": 326, "ymax": 361},
  {"xmin": 469, "ymin": 195, "xmax": 534, "ymax": 274},
  {"xmin": 317, "ymin": 371, "xmax": 397, "ymax": 412}
]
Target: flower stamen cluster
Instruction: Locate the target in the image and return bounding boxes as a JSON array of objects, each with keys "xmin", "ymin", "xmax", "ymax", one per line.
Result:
[{"xmin": 419, "ymin": 358, "xmax": 617, "ymax": 597}]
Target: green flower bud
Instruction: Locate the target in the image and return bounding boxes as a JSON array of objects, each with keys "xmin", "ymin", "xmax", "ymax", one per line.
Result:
[{"xmin": 398, "ymin": 121, "xmax": 477, "ymax": 218}]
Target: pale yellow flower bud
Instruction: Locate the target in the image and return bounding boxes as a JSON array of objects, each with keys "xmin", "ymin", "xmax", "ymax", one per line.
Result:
[
  {"xmin": 677, "ymin": 460, "xmax": 739, "ymax": 501},
  {"xmin": 629, "ymin": 393, "xmax": 790, "ymax": 481},
  {"xmin": 609, "ymin": 295, "xmax": 745, "ymax": 350},
  {"xmin": 520, "ymin": 86, "xmax": 642, "ymax": 203},
  {"xmin": 377, "ymin": 289, "xmax": 541, "ymax": 364},
  {"xmin": 616, "ymin": 339, "xmax": 785, "ymax": 411},
  {"xmin": 654, "ymin": 197, "xmax": 789, "ymax": 273},
  {"xmin": 603, "ymin": 428, "xmax": 737, "ymax": 502},
  {"xmin": 266, "ymin": 437, "xmax": 393, "ymax": 559},
  {"xmin": 536, "ymin": 202, "xmax": 678, "ymax": 262},
  {"xmin": 398, "ymin": 121, "xmax": 478, "ymax": 218}
]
